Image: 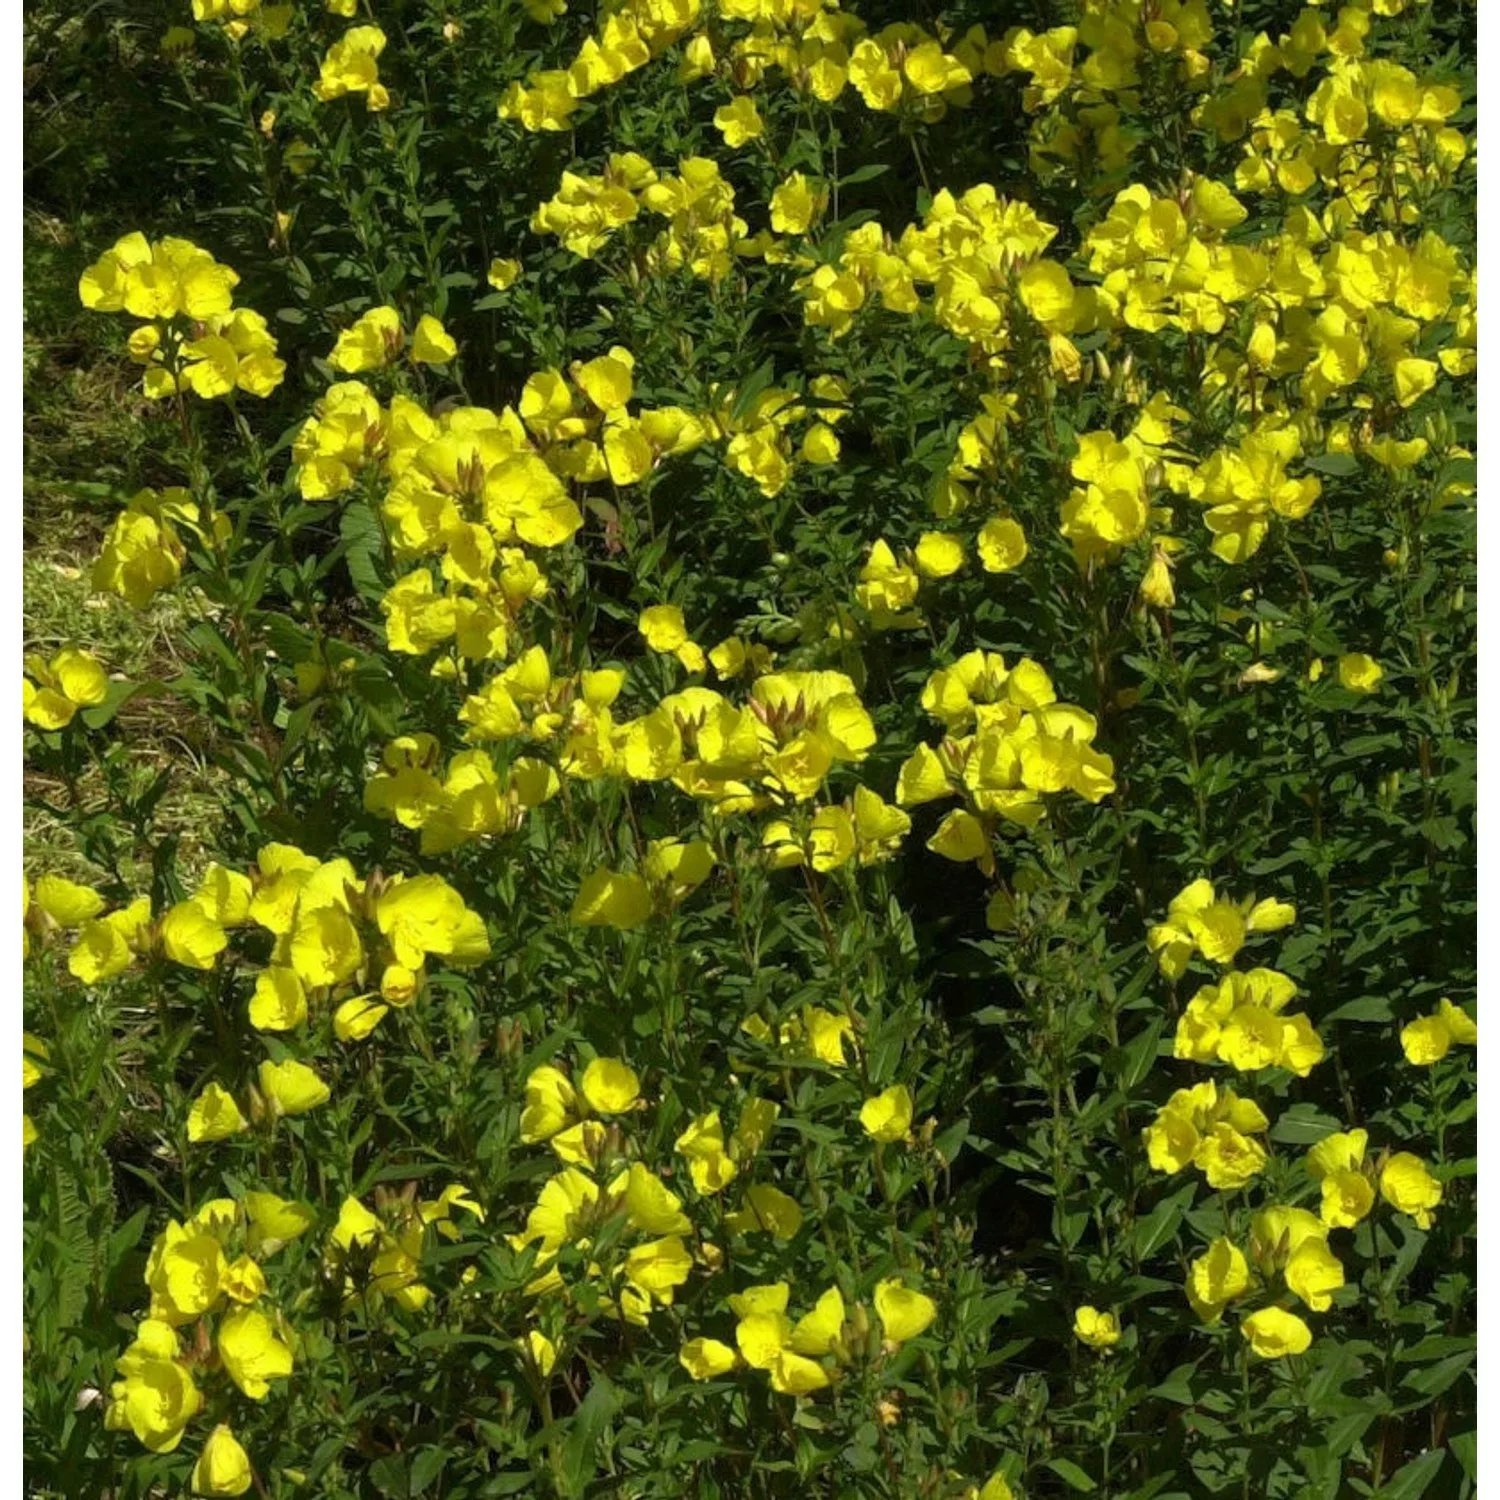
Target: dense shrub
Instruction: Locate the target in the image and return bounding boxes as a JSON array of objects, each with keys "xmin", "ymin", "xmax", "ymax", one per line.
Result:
[{"xmin": 23, "ymin": 2, "xmax": 1476, "ymax": 1497}]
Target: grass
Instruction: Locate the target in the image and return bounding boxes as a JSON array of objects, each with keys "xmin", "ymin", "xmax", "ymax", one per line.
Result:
[{"xmin": 24, "ymin": 211, "xmax": 233, "ymax": 889}]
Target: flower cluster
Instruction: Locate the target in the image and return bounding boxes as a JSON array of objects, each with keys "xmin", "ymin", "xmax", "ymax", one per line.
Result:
[
  {"xmin": 79, "ymin": 233, "xmax": 284, "ymax": 401},
  {"xmin": 898, "ymin": 651, "xmax": 1116, "ymax": 871}
]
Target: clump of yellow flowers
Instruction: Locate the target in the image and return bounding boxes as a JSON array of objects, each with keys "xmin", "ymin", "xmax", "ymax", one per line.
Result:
[{"xmin": 78, "ymin": 234, "xmax": 285, "ymax": 401}]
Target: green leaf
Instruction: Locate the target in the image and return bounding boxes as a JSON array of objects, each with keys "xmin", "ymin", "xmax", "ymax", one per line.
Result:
[
  {"xmin": 1372, "ymin": 1449, "xmax": 1447, "ymax": 1500},
  {"xmin": 80, "ymin": 678, "xmax": 167, "ymax": 730},
  {"xmin": 1147, "ymin": 1362, "xmax": 1200, "ymax": 1405},
  {"xmin": 1270, "ymin": 1104, "xmax": 1344, "ymax": 1145},
  {"xmin": 1046, "ymin": 1458, "xmax": 1098, "ymax": 1492},
  {"xmin": 1449, "ymin": 1433, "xmax": 1477, "ymax": 1481},
  {"xmin": 408, "ymin": 1449, "xmax": 446, "ymax": 1496},
  {"xmin": 1305, "ymin": 452, "xmax": 1360, "ymax": 476},
  {"xmin": 1399, "ymin": 1349, "xmax": 1473, "ymax": 1398},
  {"xmin": 340, "ymin": 499, "xmax": 388, "ymax": 605},
  {"xmin": 559, "ymin": 1374, "xmax": 618, "ymax": 1498},
  {"xmin": 837, "ymin": 163, "xmax": 890, "ymax": 187},
  {"xmin": 1106, "ymin": 1016, "xmax": 1164, "ymax": 1091},
  {"xmin": 1134, "ymin": 1182, "xmax": 1198, "ymax": 1261}
]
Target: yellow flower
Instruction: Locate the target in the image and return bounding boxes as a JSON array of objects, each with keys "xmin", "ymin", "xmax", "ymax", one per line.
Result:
[
  {"xmin": 257, "ymin": 1059, "xmax": 331, "ymax": 1117},
  {"xmin": 1284, "ymin": 1238, "xmax": 1344, "ymax": 1312},
  {"xmin": 874, "ymin": 1278, "xmax": 936, "ymax": 1344},
  {"xmin": 639, "ymin": 604, "xmax": 690, "ymax": 652},
  {"xmin": 160, "ymin": 901, "xmax": 229, "ymax": 971},
  {"xmin": 521, "ymin": 1064, "xmax": 579, "ymax": 1143},
  {"xmin": 243, "ymin": 1192, "xmax": 316, "ymax": 1255},
  {"xmin": 976, "ymin": 517, "xmax": 1028, "ymax": 573},
  {"xmin": 1147, "ymin": 880, "xmax": 1295, "ymax": 977},
  {"xmin": 79, "ymin": 232, "xmax": 237, "ymax": 321},
  {"xmin": 570, "ymin": 869, "xmax": 652, "ymax": 929},
  {"xmin": 1073, "ymin": 1306, "xmax": 1121, "ymax": 1348},
  {"xmin": 217, "ymin": 1307, "xmax": 294, "ymax": 1399},
  {"xmin": 187, "ymin": 1084, "xmax": 247, "ymax": 1143},
  {"xmin": 770, "ymin": 173, "xmax": 824, "ymax": 235},
  {"xmin": 580, "ymin": 1057, "xmax": 640, "ymax": 1114},
  {"xmin": 487, "ymin": 258, "xmax": 522, "ymax": 290},
  {"xmin": 713, "ymin": 96, "xmax": 764, "ymax": 148},
  {"xmin": 109, "ymin": 1320, "xmax": 202, "ymax": 1452},
  {"xmin": 410, "ymin": 314, "xmax": 458, "ymax": 365},
  {"xmin": 914, "ymin": 532, "xmax": 964, "ymax": 578},
  {"xmin": 1186, "ymin": 1236, "xmax": 1250, "ymax": 1323},
  {"xmin": 1400, "ymin": 998, "xmax": 1475, "ymax": 1065},
  {"xmin": 22, "ymin": 1033, "xmax": 49, "ymax": 1091},
  {"xmin": 249, "ymin": 969, "xmax": 308, "ymax": 1032},
  {"xmin": 23, "ymin": 649, "xmax": 109, "ymax": 729},
  {"xmin": 330, "ymin": 304, "xmax": 402, "ymax": 373},
  {"xmin": 289, "ymin": 905, "xmax": 363, "ymax": 988},
  {"xmin": 1240, "ymin": 1306, "xmax": 1312, "ymax": 1358},
  {"xmin": 726, "ymin": 1184, "xmax": 803, "ymax": 1240},
  {"xmin": 1337, "ymin": 653, "xmax": 1384, "ymax": 692},
  {"xmin": 859, "ymin": 1084, "xmax": 913, "ymax": 1143},
  {"xmin": 927, "ymin": 809, "xmax": 992, "ymax": 872},
  {"xmin": 33, "ymin": 874, "xmax": 106, "ymax": 927},
  {"xmin": 147, "ymin": 1226, "xmax": 227, "ymax": 1324},
  {"xmin": 676, "ymin": 1111, "xmax": 737, "ymax": 1193},
  {"xmin": 680, "ymin": 1337, "xmax": 737, "ymax": 1380},
  {"xmin": 1379, "ymin": 1152, "xmax": 1442, "ymax": 1229},
  {"xmin": 375, "ymin": 875, "xmax": 490, "ymax": 968},
  {"xmin": 524, "ymin": 1329, "xmax": 557, "ymax": 1375},
  {"xmin": 314, "ymin": 25, "xmax": 388, "ymax": 104},
  {"xmin": 191, "ymin": 1424, "xmax": 253, "ymax": 1496}
]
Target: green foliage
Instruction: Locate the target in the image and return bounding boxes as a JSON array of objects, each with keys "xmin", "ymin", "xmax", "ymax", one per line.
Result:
[{"xmin": 23, "ymin": 1, "xmax": 1476, "ymax": 1498}]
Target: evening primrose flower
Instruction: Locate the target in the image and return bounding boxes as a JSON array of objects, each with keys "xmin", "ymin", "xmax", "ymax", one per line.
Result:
[
  {"xmin": 191, "ymin": 1424, "xmax": 253, "ymax": 1496},
  {"xmin": 487, "ymin": 257, "xmax": 522, "ymax": 290},
  {"xmin": 329, "ymin": 305, "xmax": 403, "ymax": 373},
  {"xmin": 859, "ymin": 1084, "xmax": 914, "ymax": 1143},
  {"xmin": 770, "ymin": 173, "xmax": 825, "ymax": 235},
  {"xmin": 638, "ymin": 605, "xmax": 706, "ymax": 672},
  {"xmin": 976, "ymin": 517, "xmax": 1028, "ymax": 573},
  {"xmin": 409, "ymin": 314, "xmax": 457, "ymax": 365},
  {"xmin": 676, "ymin": 1111, "xmax": 737, "ymax": 1193},
  {"xmin": 520, "ymin": 1064, "xmax": 579, "ymax": 1144},
  {"xmin": 186, "ymin": 1083, "xmax": 248, "ymax": 1143},
  {"xmin": 33, "ymin": 874, "xmax": 105, "ymax": 927},
  {"xmin": 732, "ymin": 1282, "xmax": 841, "ymax": 1394},
  {"xmin": 1337, "ymin": 653, "xmax": 1384, "ymax": 692},
  {"xmin": 1284, "ymin": 1237, "xmax": 1345, "ymax": 1312},
  {"xmin": 873, "ymin": 1278, "xmax": 936, "ymax": 1344},
  {"xmin": 580, "ymin": 1057, "xmax": 639, "ymax": 1114},
  {"xmin": 680, "ymin": 1336, "xmax": 738, "ymax": 1380},
  {"xmin": 524, "ymin": 1329, "xmax": 557, "ymax": 1375},
  {"xmin": 1379, "ymin": 1152, "xmax": 1442, "ymax": 1228},
  {"xmin": 257, "ymin": 1059, "xmax": 331, "ymax": 1117},
  {"xmin": 913, "ymin": 532, "xmax": 965, "ymax": 578},
  {"xmin": 1186, "ymin": 1237, "xmax": 1250, "ymax": 1323},
  {"xmin": 1073, "ymin": 1306, "xmax": 1121, "ymax": 1348},
  {"xmin": 1143, "ymin": 1080, "xmax": 1268, "ymax": 1187},
  {"xmin": 243, "ymin": 1192, "xmax": 316, "ymax": 1255},
  {"xmin": 713, "ymin": 96, "xmax": 763, "ymax": 147},
  {"xmin": 1400, "ymin": 998, "xmax": 1476, "ymax": 1065},
  {"xmin": 1148, "ymin": 879, "xmax": 1296, "ymax": 978},
  {"xmin": 217, "ymin": 1307, "xmax": 294, "ymax": 1399},
  {"xmin": 160, "ymin": 901, "xmax": 230, "ymax": 971},
  {"xmin": 23, "ymin": 649, "xmax": 109, "ymax": 729},
  {"xmin": 108, "ymin": 1320, "xmax": 202, "ymax": 1452},
  {"xmin": 1240, "ymin": 1306, "xmax": 1312, "ymax": 1358},
  {"xmin": 249, "ymin": 969, "xmax": 307, "ymax": 1032},
  {"xmin": 313, "ymin": 25, "xmax": 388, "ymax": 106},
  {"xmin": 1305, "ymin": 1129, "xmax": 1374, "ymax": 1228}
]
